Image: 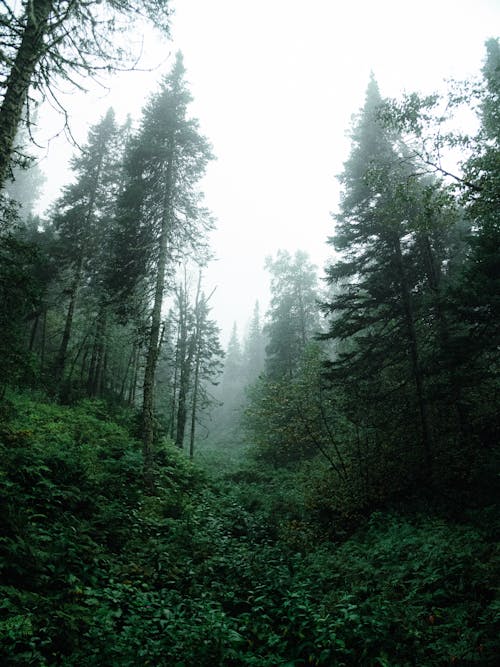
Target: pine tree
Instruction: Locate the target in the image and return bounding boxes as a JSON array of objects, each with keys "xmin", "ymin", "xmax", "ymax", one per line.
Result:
[
  {"xmin": 264, "ymin": 250, "xmax": 319, "ymax": 379},
  {"xmin": 450, "ymin": 38, "xmax": 500, "ymax": 451},
  {"xmin": 225, "ymin": 323, "xmax": 244, "ymax": 387},
  {"xmin": 243, "ymin": 301, "xmax": 266, "ymax": 384},
  {"xmin": 50, "ymin": 108, "xmax": 121, "ymax": 395},
  {"xmin": 114, "ymin": 53, "xmax": 214, "ymax": 481},
  {"xmin": 243, "ymin": 253, "xmax": 323, "ymax": 466},
  {"xmin": 213, "ymin": 323, "xmax": 246, "ymax": 443},
  {"xmin": 188, "ymin": 281, "xmax": 224, "ymax": 458},
  {"xmin": 322, "ymin": 76, "xmax": 440, "ymax": 482},
  {"xmin": 459, "ymin": 38, "xmax": 500, "ymax": 357}
]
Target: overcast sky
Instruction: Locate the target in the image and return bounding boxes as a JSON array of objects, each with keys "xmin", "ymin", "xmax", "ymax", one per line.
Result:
[{"xmin": 37, "ymin": 0, "xmax": 500, "ymax": 345}]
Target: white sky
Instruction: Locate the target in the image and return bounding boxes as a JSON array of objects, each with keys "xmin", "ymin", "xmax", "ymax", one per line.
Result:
[{"xmin": 36, "ymin": 0, "xmax": 500, "ymax": 345}]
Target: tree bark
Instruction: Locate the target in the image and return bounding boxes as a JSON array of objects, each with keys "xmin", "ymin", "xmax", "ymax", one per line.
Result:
[
  {"xmin": 188, "ymin": 351, "xmax": 200, "ymax": 459},
  {"xmin": 174, "ymin": 280, "xmax": 196, "ymax": 449},
  {"xmin": 169, "ymin": 326, "xmax": 181, "ymax": 440},
  {"xmin": 40, "ymin": 307, "xmax": 47, "ymax": 370},
  {"xmin": 119, "ymin": 348, "xmax": 134, "ymax": 401},
  {"xmin": 188, "ymin": 274, "xmax": 203, "ymax": 459},
  {"xmin": 29, "ymin": 313, "xmax": 40, "ymax": 352},
  {"xmin": 128, "ymin": 344, "xmax": 140, "ymax": 406},
  {"xmin": 53, "ymin": 259, "xmax": 83, "ymax": 392},
  {"xmin": 0, "ymin": 0, "xmax": 53, "ymax": 189},
  {"xmin": 394, "ymin": 235, "xmax": 433, "ymax": 480},
  {"xmin": 87, "ymin": 302, "xmax": 107, "ymax": 397}
]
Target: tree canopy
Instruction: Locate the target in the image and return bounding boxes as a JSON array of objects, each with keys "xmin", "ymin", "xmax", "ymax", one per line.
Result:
[
  {"xmin": 0, "ymin": 0, "xmax": 172, "ymax": 188},
  {"xmin": 0, "ymin": 30, "xmax": 498, "ymax": 667}
]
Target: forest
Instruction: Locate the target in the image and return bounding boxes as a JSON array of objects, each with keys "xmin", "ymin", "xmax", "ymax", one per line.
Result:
[{"xmin": 0, "ymin": 2, "xmax": 499, "ymax": 665}]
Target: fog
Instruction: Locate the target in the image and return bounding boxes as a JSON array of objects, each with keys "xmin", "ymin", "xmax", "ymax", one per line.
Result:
[{"xmin": 35, "ymin": 0, "xmax": 499, "ymax": 344}]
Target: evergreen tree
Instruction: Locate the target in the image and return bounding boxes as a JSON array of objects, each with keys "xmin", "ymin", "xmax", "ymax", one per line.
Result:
[
  {"xmin": 321, "ymin": 76, "xmax": 455, "ymax": 483},
  {"xmin": 50, "ymin": 108, "xmax": 121, "ymax": 395},
  {"xmin": 225, "ymin": 324, "xmax": 244, "ymax": 389},
  {"xmin": 244, "ymin": 252, "xmax": 324, "ymax": 466},
  {"xmin": 243, "ymin": 301, "xmax": 266, "ymax": 385},
  {"xmin": 213, "ymin": 323, "xmax": 246, "ymax": 444},
  {"xmin": 264, "ymin": 250, "xmax": 319, "ymax": 379},
  {"xmin": 459, "ymin": 38, "xmax": 500, "ymax": 358},
  {"xmin": 450, "ymin": 38, "xmax": 500, "ymax": 451},
  {"xmin": 114, "ymin": 53, "xmax": 214, "ymax": 480},
  {"xmin": 375, "ymin": 39, "xmax": 500, "ymax": 479},
  {"xmin": 187, "ymin": 281, "xmax": 224, "ymax": 458},
  {"xmin": 0, "ymin": 220, "xmax": 38, "ymax": 392}
]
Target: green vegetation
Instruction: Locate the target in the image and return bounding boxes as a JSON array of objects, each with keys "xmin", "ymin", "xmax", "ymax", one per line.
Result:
[
  {"xmin": 0, "ymin": 394, "xmax": 498, "ymax": 665},
  {"xmin": 0, "ymin": 8, "xmax": 498, "ymax": 665}
]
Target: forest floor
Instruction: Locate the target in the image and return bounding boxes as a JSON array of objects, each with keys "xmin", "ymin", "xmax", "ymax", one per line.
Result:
[{"xmin": 1, "ymin": 393, "xmax": 499, "ymax": 666}]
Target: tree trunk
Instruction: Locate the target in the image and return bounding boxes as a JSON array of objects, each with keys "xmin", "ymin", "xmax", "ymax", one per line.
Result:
[
  {"xmin": 169, "ymin": 326, "xmax": 181, "ymax": 440},
  {"xmin": 128, "ymin": 345, "xmax": 140, "ymax": 406},
  {"xmin": 188, "ymin": 274, "xmax": 203, "ymax": 459},
  {"xmin": 174, "ymin": 279, "xmax": 196, "ymax": 449},
  {"xmin": 29, "ymin": 313, "xmax": 39, "ymax": 352},
  {"xmin": 189, "ymin": 352, "xmax": 200, "ymax": 460},
  {"xmin": 0, "ymin": 0, "xmax": 53, "ymax": 189},
  {"xmin": 101, "ymin": 349, "xmax": 108, "ymax": 396},
  {"xmin": 394, "ymin": 235, "xmax": 433, "ymax": 480},
  {"xmin": 53, "ymin": 260, "xmax": 83, "ymax": 392},
  {"xmin": 52, "ymin": 136, "xmax": 106, "ymax": 396},
  {"xmin": 40, "ymin": 307, "xmax": 47, "ymax": 370},
  {"xmin": 175, "ymin": 348, "xmax": 193, "ymax": 449},
  {"xmin": 142, "ymin": 142, "xmax": 174, "ymax": 486},
  {"xmin": 87, "ymin": 302, "xmax": 107, "ymax": 397},
  {"xmin": 120, "ymin": 348, "xmax": 134, "ymax": 401}
]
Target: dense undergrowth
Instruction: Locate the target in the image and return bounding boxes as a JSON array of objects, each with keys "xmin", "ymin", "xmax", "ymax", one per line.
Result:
[{"xmin": 1, "ymin": 394, "xmax": 498, "ymax": 666}]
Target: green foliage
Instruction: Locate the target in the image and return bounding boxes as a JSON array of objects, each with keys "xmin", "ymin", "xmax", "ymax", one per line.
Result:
[
  {"xmin": 0, "ymin": 35, "xmax": 499, "ymax": 667},
  {"xmin": 0, "ymin": 393, "xmax": 498, "ymax": 665},
  {"xmin": 245, "ymin": 344, "xmax": 337, "ymax": 467},
  {"xmin": 316, "ymin": 46, "xmax": 500, "ymax": 507},
  {"xmin": 0, "ymin": 217, "xmax": 54, "ymax": 389},
  {"xmin": 264, "ymin": 249, "xmax": 320, "ymax": 380},
  {"xmin": 0, "ymin": 393, "xmax": 198, "ymax": 665}
]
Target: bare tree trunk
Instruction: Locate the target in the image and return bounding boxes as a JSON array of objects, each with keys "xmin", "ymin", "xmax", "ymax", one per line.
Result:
[
  {"xmin": 0, "ymin": 0, "xmax": 52, "ymax": 189},
  {"xmin": 128, "ymin": 346, "xmax": 139, "ymax": 406},
  {"xmin": 29, "ymin": 313, "xmax": 40, "ymax": 352},
  {"xmin": 53, "ymin": 260, "xmax": 83, "ymax": 392},
  {"xmin": 87, "ymin": 302, "xmax": 107, "ymax": 397},
  {"xmin": 68, "ymin": 332, "xmax": 90, "ymax": 383},
  {"xmin": 40, "ymin": 307, "xmax": 47, "ymax": 370},
  {"xmin": 189, "ymin": 354, "xmax": 200, "ymax": 460},
  {"xmin": 188, "ymin": 274, "xmax": 203, "ymax": 459},
  {"xmin": 120, "ymin": 348, "xmax": 134, "ymax": 401},
  {"xmin": 169, "ymin": 326, "xmax": 181, "ymax": 440},
  {"xmin": 100, "ymin": 349, "xmax": 108, "ymax": 396},
  {"xmin": 174, "ymin": 276, "xmax": 196, "ymax": 449}
]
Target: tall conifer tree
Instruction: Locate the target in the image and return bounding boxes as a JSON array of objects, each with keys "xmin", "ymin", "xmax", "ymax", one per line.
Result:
[
  {"xmin": 115, "ymin": 53, "xmax": 213, "ymax": 481},
  {"xmin": 264, "ymin": 250, "xmax": 319, "ymax": 379},
  {"xmin": 51, "ymin": 108, "xmax": 121, "ymax": 394},
  {"xmin": 322, "ymin": 76, "xmax": 437, "ymax": 480}
]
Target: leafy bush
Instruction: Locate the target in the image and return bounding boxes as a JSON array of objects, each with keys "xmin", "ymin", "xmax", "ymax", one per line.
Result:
[{"xmin": 1, "ymin": 393, "xmax": 498, "ymax": 665}]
